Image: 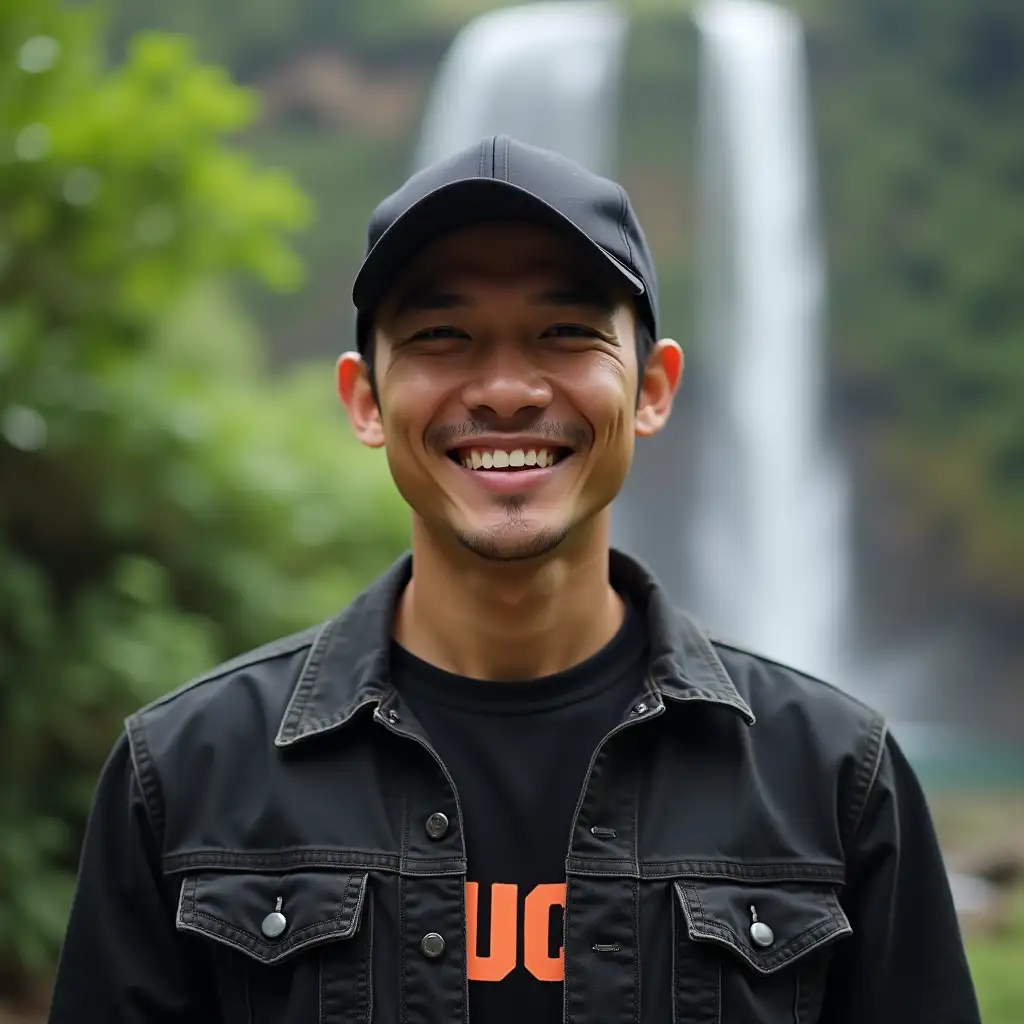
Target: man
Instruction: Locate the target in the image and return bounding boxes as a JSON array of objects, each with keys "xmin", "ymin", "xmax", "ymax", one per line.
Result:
[{"xmin": 50, "ymin": 136, "xmax": 980, "ymax": 1023}]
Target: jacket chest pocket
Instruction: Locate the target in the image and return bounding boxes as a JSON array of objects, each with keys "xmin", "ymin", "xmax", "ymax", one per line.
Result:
[
  {"xmin": 176, "ymin": 869, "xmax": 372, "ymax": 1024},
  {"xmin": 673, "ymin": 880, "xmax": 851, "ymax": 1024}
]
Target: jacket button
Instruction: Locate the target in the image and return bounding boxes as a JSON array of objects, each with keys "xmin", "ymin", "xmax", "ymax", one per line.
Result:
[
  {"xmin": 425, "ymin": 812, "xmax": 450, "ymax": 840},
  {"xmin": 632, "ymin": 702, "xmax": 648, "ymax": 715},
  {"xmin": 749, "ymin": 904, "xmax": 774, "ymax": 947},
  {"xmin": 261, "ymin": 911, "xmax": 288, "ymax": 939},
  {"xmin": 420, "ymin": 932, "xmax": 446, "ymax": 958}
]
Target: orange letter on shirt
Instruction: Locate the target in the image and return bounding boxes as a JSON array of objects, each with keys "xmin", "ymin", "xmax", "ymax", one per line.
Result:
[
  {"xmin": 466, "ymin": 882, "xmax": 518, "ymax": 982},
  {"xmin": 523, "ymin": 883, "xmax": 566, "ymax": 982}
]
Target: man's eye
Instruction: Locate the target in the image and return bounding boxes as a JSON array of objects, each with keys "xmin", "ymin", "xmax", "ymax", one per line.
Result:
[
  {"xmin": 410, "ymin": 326, "xmax": 468, "ymax": 341},
  {"xmin": 546, "ymin": 324, "xmax": 598, "ymax": 338}
]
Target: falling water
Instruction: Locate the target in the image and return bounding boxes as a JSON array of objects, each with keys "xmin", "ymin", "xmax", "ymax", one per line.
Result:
[
  {"xmin": 690, "ymin": 0, "xmax": 853, "ymax": 684},
  {"xmin": 414, "ymin": 1, "xmax": 627, "ymax": 176}
]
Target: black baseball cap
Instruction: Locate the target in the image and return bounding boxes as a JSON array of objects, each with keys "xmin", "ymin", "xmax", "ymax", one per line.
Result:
[{"xmin": 352, "ymin": 135, "xmax": 659, "ymax": 354}]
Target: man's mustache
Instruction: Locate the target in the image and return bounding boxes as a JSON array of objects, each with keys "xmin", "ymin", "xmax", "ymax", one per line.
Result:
[{"xmin": 425, "ymin": 422, "xmax": 591, "ymax": 451}]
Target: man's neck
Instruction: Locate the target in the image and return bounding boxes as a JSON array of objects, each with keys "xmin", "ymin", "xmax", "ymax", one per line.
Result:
[{"xmin": 393, "ymin": 522, "xmax": 625, "ymax": 681}]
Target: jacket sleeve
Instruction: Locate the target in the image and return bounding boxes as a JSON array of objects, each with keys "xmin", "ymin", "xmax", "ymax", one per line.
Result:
[
  {"xmin": 48, "ymin": 731, "xmax": 216, "ymax": 1023},
  {"xmin": 821, "ymin": 728, "xmax": 981, "ymax": 1023}
]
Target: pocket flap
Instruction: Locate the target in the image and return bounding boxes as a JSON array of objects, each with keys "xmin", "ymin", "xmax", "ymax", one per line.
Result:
[
  {"xmin": 674, "ymin": 880, "xmax": 851, "ymax": 975},
  {"xmin": 177, "ymin": 870, "xmax": 369, "ymax": 964}
]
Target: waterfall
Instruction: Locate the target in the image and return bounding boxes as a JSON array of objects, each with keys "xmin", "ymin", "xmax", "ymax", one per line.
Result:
[{"xmin": 691, "ymin": 0, "xmax": 853, "ymax": 683}]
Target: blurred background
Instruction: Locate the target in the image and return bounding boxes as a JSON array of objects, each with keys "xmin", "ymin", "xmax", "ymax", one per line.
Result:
[{"xmin": 1, "ymin": 0, "xmax": 1022, "ymax": 1018}]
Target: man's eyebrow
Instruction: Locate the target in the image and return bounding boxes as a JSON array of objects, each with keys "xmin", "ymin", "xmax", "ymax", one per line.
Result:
[{"xmin": 392, "ymin": 285, "xmax": 474, "ymax": 318}]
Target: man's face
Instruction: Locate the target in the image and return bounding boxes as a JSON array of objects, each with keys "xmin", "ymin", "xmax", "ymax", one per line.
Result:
[{"xmin": 341, "ymin": 221, "xmax": 679, "ymax": 562}]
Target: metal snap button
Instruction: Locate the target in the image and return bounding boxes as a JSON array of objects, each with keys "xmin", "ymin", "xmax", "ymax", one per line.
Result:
[
  {"xmin": 261, "ymin": 897, "xmax": 287, "ymax": 939},
  {"xmin": 425, "ymin": 812, "xmax": 450, "ymax": 840},
  {"xmin": 632, "ymin": 702, "xmax": 648, "ymax": 715},
  {"xmin": 420, "ymin": 932, "xmax": 446, "ymax": 958},
  {"xmin": 749, "ymin": 905, "xmax": 774, "ymax": 947}
]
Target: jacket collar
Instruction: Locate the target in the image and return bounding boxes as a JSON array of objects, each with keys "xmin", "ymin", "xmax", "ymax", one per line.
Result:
[{"xmin": 275, "ymin": 550, "xmax": 754, "ymax": 747}]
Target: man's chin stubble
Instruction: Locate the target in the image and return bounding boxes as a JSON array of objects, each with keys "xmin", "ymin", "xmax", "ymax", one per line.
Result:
[{"xmin": 454, "ymin": 504, "xmax": 574, "ymax": 562}]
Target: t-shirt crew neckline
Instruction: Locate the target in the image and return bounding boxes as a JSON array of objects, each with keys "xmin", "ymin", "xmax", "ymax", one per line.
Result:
[{"xmin": 389, "ymin": 596, "xmax": 647, "ymax": 716}]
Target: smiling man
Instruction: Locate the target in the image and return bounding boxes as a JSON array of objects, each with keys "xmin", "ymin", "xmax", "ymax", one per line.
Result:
[{"xmin": 51, "ymin": 137, "xmax": 980, "ymax": 1024}]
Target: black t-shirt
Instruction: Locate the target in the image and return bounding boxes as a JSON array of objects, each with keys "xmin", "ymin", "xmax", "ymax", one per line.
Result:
[{"xmin": 391, "ymin": 600, "xmax": 648, "ymax": 1024}]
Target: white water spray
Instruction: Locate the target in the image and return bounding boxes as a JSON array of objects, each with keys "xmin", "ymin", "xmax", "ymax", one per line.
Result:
[{"xmin": 691, "ymin": 0, "xmax": 853, "ymax": 683}]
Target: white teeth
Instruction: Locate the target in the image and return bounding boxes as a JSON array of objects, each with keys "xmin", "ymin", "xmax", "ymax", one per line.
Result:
[{"xmin": 457, "ymin": 447, "xmax": 564, "ymax": 470}]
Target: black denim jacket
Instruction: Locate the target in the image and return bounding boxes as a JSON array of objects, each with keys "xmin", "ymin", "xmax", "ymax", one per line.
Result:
[{"xmin": 49, "ymin": 551, "xmax": 981, "ymax": 1023}]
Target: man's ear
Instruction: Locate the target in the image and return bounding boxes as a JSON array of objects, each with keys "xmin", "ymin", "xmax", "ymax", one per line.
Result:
[
  {"xmin": 337, "ymin": 352, "xmax": 385, "ymax": 448},
  {"xmin": 636, "ymin": 339, "xmax": 684, "ymax": 438}
]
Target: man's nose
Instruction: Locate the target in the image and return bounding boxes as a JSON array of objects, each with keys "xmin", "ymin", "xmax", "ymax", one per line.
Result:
[{"xmin": 460, "ymin": 345, "xmax": 553, "ymax": 419}]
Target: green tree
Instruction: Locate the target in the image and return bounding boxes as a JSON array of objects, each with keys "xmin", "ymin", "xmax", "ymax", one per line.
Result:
[{"xmin": 0, "ymin": 0, "xmax": 408, "ymax": 992}]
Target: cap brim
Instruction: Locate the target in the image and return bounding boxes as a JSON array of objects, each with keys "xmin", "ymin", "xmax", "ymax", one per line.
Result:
[{"xmin": 352, "ymin": 177, "xmax": 645, "ymax": 314}]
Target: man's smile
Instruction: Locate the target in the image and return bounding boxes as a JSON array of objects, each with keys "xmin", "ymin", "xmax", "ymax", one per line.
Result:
[
  {"xmin": 446, "ymin": 444, "xmax": 572, "ymax": 471},
  {"xmin": 442, "ymin": 436, "xmax": 579, "ymax": 495}
]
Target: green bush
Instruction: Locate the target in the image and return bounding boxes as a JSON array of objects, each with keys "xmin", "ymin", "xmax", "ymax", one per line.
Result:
[{"xmin": 0, "ymin": 0, "xmax": 408, "ymax": 985}]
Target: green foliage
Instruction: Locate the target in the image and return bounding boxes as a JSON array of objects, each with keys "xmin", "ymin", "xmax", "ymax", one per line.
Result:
[
  {"xmin": 105, "ymin": 0, "xmax": 461, "ymax": 74},
  {"xmin": 812, "ymin": 0, "xmax": 1024, "ymax": 600},
  {"xmin": 966, "ymin": 891, "xmax": 1024, "ymax": 1024},
  {"xmin": 240, "ymin": 128, "xmax": 413, "ymax": 360},
  {"xmin": 0, "ymin": 0, "xmax": 408, "ymax": 984}
]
